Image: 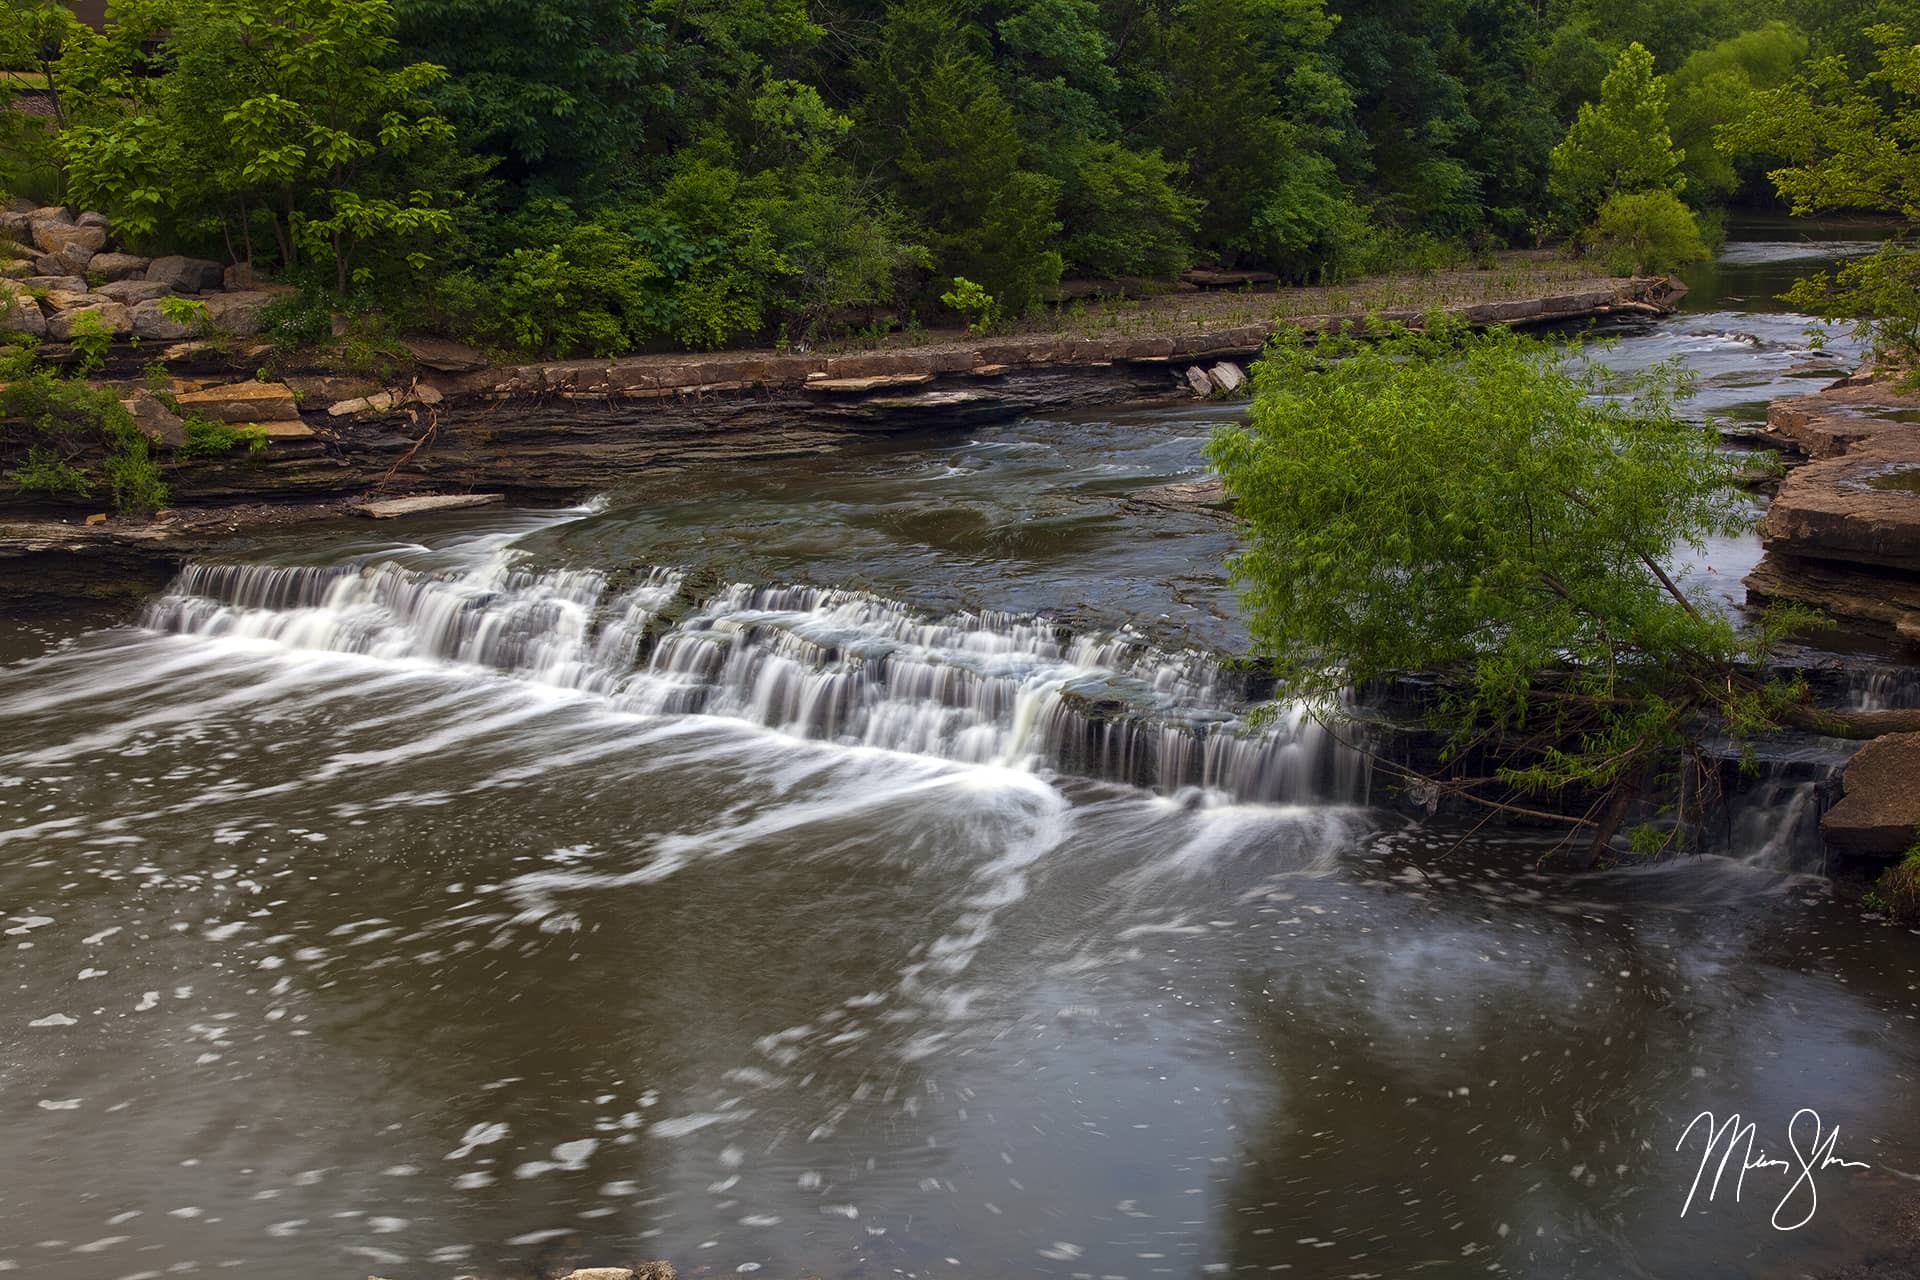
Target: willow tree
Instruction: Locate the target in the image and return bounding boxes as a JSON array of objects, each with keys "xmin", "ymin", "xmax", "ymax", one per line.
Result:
[{"xmin": 1208, "ymin": 320, "xmax": 1910, "ymax": 855}]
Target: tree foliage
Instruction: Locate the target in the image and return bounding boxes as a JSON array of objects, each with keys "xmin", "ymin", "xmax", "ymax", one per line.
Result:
[
  {"xmin": 1549, "ymin": 42, "xmax": 1686, "ymax": 221},
  {"xmin": 1725, "ymin": 24, "xmax": 1920, "ymax": 367},
  {"xmin": 1209, "ymin": 321, "xmax": 1806, "ymax": 843},
  {"xmin": 0, "ymin": 0, "xmax": 1895, "ymax": 350},
  {"xmin": 57, "ymin": 0, "xmax": 459, "ymax": 292}
]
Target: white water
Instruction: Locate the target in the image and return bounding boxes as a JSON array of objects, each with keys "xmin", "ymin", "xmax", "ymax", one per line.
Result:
[{"xmin": 140, "ymin": 533, "xmax": 1366, "ymax": 806}]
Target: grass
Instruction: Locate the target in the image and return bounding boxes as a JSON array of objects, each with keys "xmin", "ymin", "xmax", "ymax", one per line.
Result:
[{"xmin": 809, "ymin": 249, "xmax": 1624, "ymax": 356}]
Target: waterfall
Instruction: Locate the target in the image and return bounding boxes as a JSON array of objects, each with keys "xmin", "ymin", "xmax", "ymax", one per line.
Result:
[{"xmin": 141, "ymin": 556, "xmax": 1366, "ymax": 807}]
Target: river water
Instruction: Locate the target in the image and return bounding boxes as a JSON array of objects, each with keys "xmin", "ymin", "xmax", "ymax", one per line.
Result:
[{"xmin": 3, "ymin": 232, "xmax": 1918, "ymax": 1280}]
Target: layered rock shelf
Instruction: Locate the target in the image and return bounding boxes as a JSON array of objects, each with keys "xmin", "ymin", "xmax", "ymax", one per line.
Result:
[{"xmin": 1747, "ymin": 371, "xmax": 1920, "ymax": 646}]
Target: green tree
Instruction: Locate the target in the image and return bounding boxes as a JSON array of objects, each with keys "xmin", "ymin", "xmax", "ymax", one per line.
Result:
[
  {"xmin": 59, "ymin": 0, "xmax": 459, "ymax": 292},
  {"xmin": 1549, "ymin": 41, "xmax": 1686, "ymax": 222},
  {"xmin": 392, "ymin": 0, "xmax": 666, "ymax": 195},
  {"xmin": 1723, "ymin": 24, "xmax": 1920, "ymax": 367},
  {"xmin": 882, "ymin": 42, "xmax": 1062, "ymax": 314},
  {"xmin": 1154, "ymin": 0, "xmax": 1363, "ymax": 278},
  {"xmin": 1208, "ymin": 320, "xmax": 1811, "ymax": 854},
  {"xmin": 1668, "ymin": 22, "xmax": 1807, "ymax": 200}
]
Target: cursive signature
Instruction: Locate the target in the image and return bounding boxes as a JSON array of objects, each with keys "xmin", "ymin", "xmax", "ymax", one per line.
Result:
[{"xmin": 1676, "ymin": 1108, "xmax": 1872, "ymax": 1230}]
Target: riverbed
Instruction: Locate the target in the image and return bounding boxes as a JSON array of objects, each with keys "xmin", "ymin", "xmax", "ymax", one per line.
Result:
[{"xmin": 2, "ymin": 231, "xmax": 1917, "ymax": 1280}]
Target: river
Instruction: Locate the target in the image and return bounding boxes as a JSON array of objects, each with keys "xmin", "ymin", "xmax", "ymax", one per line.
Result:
[{"xmin": 2, "ymin": 228, "xmax": 1917, "ymax": 1280}]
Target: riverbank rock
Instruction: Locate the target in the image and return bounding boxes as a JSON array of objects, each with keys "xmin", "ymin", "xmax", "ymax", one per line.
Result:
[
  {"xmin": 351, "ymin": 492, "xmax": 504, "ymax": 518},
  {"xmin": 1822, "ymin": 732, "xmax": 1920, "ymax": 855},
  {"xmin": 122, "ymin": 389, "xmax": 187, "ymax": 448},
  {"xmin": 145, "ymin": 254, "xmax": 225, "ymax": 294},
  {"xmin": 1747, "ymin": 554, "xmax": 1920, "ymax": 645},
  {"xmin": 174, "ymin": 380, "xmax": 301, "ymax": 424},
  {"xmin": 1762, "ymin": 439, "xmax": 1920, "ymax": 574},
  {"xmin": 88, "ymin": 251, "xmax": 149, "ymax": 282},
  {"xmin": 46, "ymin": 299, "xmax": 131, "ymax": 339}
]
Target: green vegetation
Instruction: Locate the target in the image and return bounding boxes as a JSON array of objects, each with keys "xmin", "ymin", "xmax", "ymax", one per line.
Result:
[
  {"xmin": 0, "ymin": 0, "xmax": 1913, "ymax": 356},
  {"xmin": 1870, "ymin": 837, "xmax": 1920, "ymax": 922},
  {"xmin": 1210, "ymin": 320, "xmax": 1813, "ymax": 855},
  {"xmin": 1588, "ymin": 190, "xmax": 1711, "ymax": 274},
  {"xmin": 177, "ymin": 415, "xmax": 267, "ymax": 459},
  {"xmin": 1723, "ymin": 23, "xmax": 1920, "ymax": 370},
  {"xmin": 0, "ymin": 338, "xmax": 165, "ymax": 511}
]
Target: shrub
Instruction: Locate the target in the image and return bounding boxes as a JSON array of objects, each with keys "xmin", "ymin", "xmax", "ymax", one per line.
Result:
[
  {"xmin": 177, "ymin": 416, "xmax": 267, "ymax": 459},
  {"xmin": 939, "ymin": 276, "xmax": 995, "ymax": 333},
  {"xmin": 1588, "ymin": 190, "xmax": 1709, "ymax": 276},
  {"xmin": 1871, "ymin": 839, "xmax": 1920, "ymax": 923},
  {"xmin": 6, "ymin": 444, "xmax": 92, "ymax": 497}
]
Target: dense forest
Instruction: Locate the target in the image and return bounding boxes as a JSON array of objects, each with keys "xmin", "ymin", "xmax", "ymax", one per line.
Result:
[{"xmin": 0, "ymin": 0, "xmax": 1915, "ymax": 355}]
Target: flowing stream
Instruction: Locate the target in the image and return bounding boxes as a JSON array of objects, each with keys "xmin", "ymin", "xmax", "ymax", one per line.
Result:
[{"xmin": 3, "ymin": 226, "xmax": 1918, "ymax": 1280}]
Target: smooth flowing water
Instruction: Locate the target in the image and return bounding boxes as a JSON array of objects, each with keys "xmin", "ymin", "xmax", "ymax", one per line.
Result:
[{"xmin": 3, "ymin": 234, "xmax": 1918, "ymax": 1280}]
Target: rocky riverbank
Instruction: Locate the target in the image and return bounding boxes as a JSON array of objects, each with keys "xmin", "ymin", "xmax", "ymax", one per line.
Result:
[{"xmin": 1735, "ymin": 366, "xmax": 1920, "ymax": 858}]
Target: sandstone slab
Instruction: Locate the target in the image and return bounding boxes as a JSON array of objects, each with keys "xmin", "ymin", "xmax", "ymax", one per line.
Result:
[
  {"xmin": 1823, "ymin": 731, "xmax": 1920, "ymax": 855},
  {"xmin": 122, "ymin": 389, "xmax": 187, "ymax": 448},
  {"xmin": 1762, "ymin": 434, "xmax": 1920, "ymax": 573},
  {"xmin": 129, "ymin": 299, "xmax": 195, "ymax": 341},
  {"xmin": 30, "ymin": 221, "xmax": 105, "ymax": 258},
  {"xmin": 174, "ymin": 380, "xmax": 300, "ymax": 424}
]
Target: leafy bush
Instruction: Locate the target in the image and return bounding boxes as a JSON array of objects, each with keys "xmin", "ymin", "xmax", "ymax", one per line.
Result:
[
  {"xmin": 65, "ymin": 308, "xmax": 111, "ymax": 375},
  {"xmin": 1588, "ymin": 190, "xmax": 1709, "ymax": 275},
  {"xmin": 939, "ymin": 276, "xmax": 994, "ymax": 332},
  {"xmin": 0, "ymin": 340, "xmax": 166, "ymax": 512},
  {"xmin": 177, "ymin": 416, "xmax": 267, "ymax": 459},
  {"xmin": 6, "ymin": 444, "xmax": 91, "ymax": 496},
  {"xmin": 1208, "ymin": 318, "xmax": 1809, "ymax": 852},
  {"xmin": 1057, "ymin": 142, "xmax": 1197, "ymax": 279}
]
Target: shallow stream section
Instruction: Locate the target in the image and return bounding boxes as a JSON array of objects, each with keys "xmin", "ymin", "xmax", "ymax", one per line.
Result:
[{"xmin": 2, "ymin": 229, "xmax": 1918, "ymax": 1280}]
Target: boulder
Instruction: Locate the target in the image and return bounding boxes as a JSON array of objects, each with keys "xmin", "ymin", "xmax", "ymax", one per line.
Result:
[
  {"xmin": 1822, "ymin": 732, "xmax": 1920, "ymax": 855},
  {"xmin": 98, "ymin": 278, "xmax": 173, "ymax": 304},
  {"xmin": 129, "ymin": 299, "xmax": 195, "ymax": 341},
  {"xmin": 0, "ymin": 260, "xmax": 31, "ymax": 280},
  {"xmin": 30, "ymin": 221, "xmax": 106, "ymax": 258},
  {"xmin": 35, "ymin": 245, "xmax": 94, "ymax": 276},
  {"xmin": 87, "ymin": 252, "xmax": 149, "ymax": 282},
  {"xmin": 200, "ymin": 289, "xmax": 275, "ymax": 336},
  {"xmin": 1184, "ymin": 365, "xmax": 1212, "ymax": 397},
  {"xmin": 144, "ymin": 254, "xmax": 225, "ymax": 294},
  {"xmin": 26, "ymin": 205, "xmax": 71, "ymax": 227},
  {"xmin": 74, "ymin": 210, "xmax": 110, "ymax": 230},
  {"xmin": 45, "ymin": 300, "xmax": 131, "ymax": 339},
  {"xmin": 43, "ymin": 288, "xmax": 95, "ymax": 311},
  {"xmin": 0, "ymin": 211, "xmax": 31, "ymax": 243},
  {"xmin": 0, "ymin": 288, "xmax": 45, "ymax": 337},
  {"xmin": 1207, "ymin": 361, "xmax": 1247, "ymax": 395},
  {"xmin": 174, "ymin": 379, "xmax": 300, "ymax": 424},
  {"xmin": 26, "ymin": 274, "xmax": 87, "ymax": 294},
  {"xmin": 121, "ymin": 389, "xmax": 186, "ymax": 448}
]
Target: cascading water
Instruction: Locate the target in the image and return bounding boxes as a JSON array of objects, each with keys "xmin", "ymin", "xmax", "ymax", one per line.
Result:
[{"xmin": 141, "ymin": 551, "xmax": 1365, "ymax": 806}]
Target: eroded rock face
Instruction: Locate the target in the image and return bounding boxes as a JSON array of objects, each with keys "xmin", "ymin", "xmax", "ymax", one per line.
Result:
[
  {"xmin": 174, "ymin": 380, "xmax": 301, "ymax": 424},
  {"xmin": 144, "ymin": 254, "xmax": 225, "ymax": 294},
  {"xmin": 1822, "ymin": 731, "xmax": 1920, "ymax": 855},
  {"xmin": 1763, "ymin": 445, "xmax": 1920, "ymax": 574}
]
